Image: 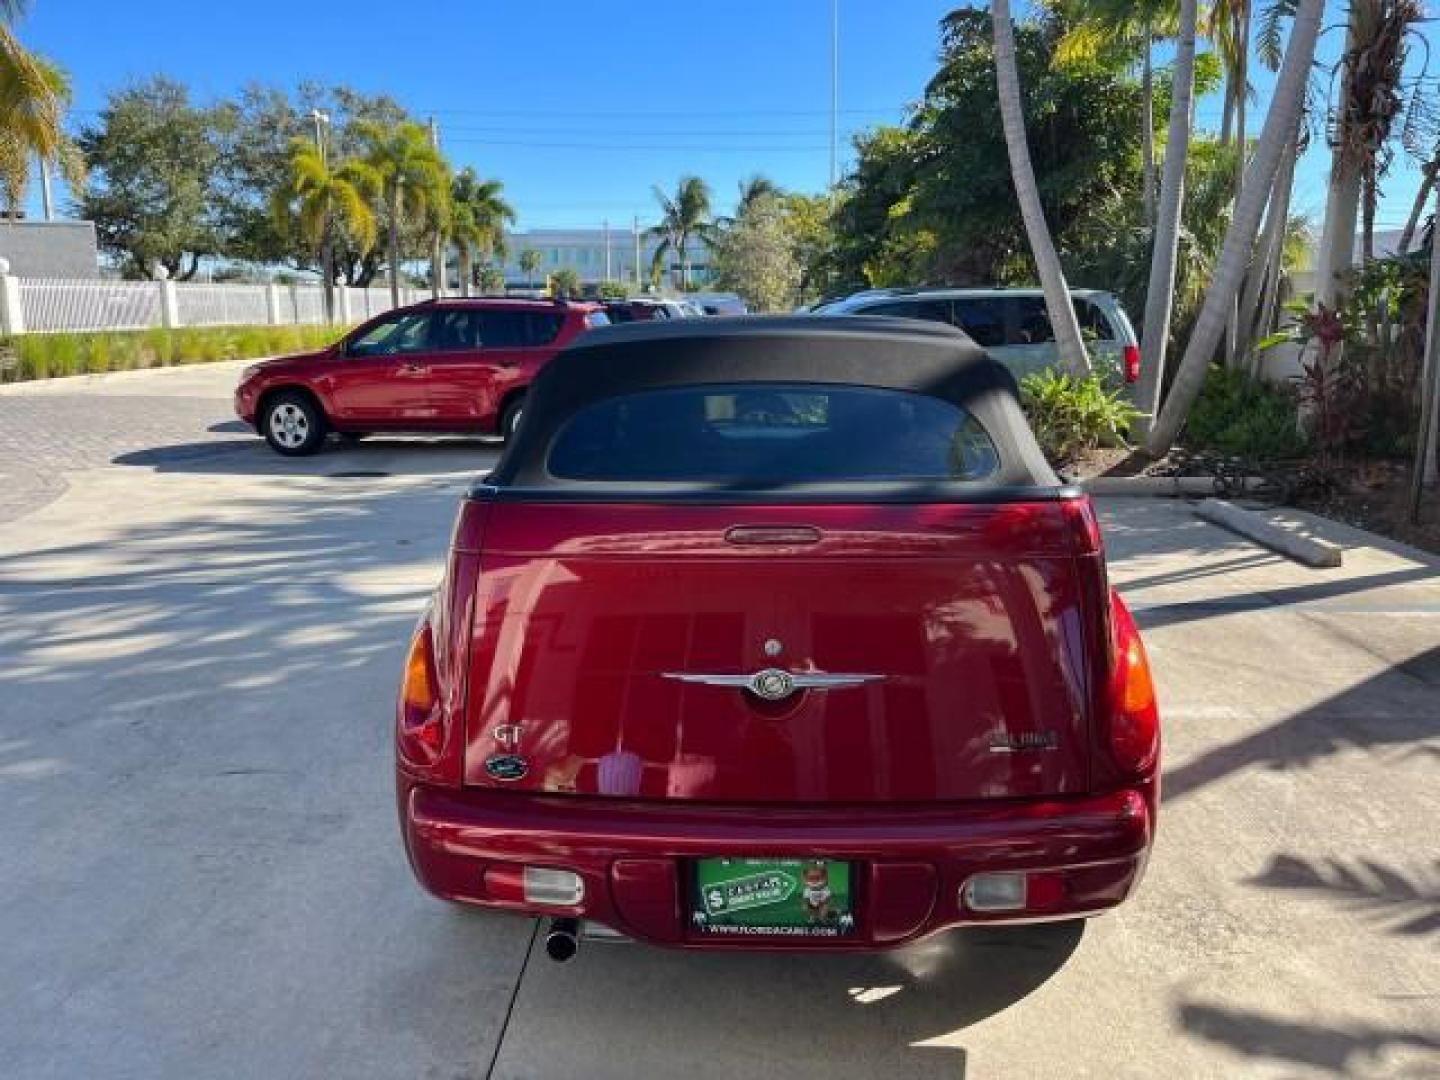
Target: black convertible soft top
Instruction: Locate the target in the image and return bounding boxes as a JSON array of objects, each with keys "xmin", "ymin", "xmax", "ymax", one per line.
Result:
[{"xmin": 484, "ymin": 316, "xmax": 1062, "ymax": 497}]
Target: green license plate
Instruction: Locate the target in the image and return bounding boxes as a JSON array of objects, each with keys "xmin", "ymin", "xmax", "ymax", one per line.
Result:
[{"xmin": 691, "ymin": 858, "xmax": 856, "ymax": 938}]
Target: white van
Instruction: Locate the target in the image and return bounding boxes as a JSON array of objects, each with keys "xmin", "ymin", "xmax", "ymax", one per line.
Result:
[{"xmin": 817, "ymin": 287, "xmax": 1140, "ymax": 383}]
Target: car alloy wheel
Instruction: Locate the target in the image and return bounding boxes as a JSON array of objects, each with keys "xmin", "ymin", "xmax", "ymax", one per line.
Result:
[{"xmin": 269, "ymin": 402, "xmax": 311, "ymax": 450}]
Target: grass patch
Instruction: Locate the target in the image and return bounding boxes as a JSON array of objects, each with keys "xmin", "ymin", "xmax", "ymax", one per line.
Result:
[{"xmin": 0, "ymin": 324, "xmax": 348, "ymax": 383}]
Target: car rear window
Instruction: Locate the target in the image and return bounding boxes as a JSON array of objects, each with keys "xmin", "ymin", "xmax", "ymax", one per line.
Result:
[{"xmin": 547, "ymin": 383, "xmax": 1001, "ymax": 483}]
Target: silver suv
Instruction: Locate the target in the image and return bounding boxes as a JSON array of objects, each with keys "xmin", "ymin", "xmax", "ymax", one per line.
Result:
[{"xmin": 816, "ymin": 287, "xmax": 1140, "ymax": 383}]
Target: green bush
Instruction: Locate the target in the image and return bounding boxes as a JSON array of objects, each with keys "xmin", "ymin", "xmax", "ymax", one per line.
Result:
[
  {"xmin": 1019, "ymin": 368, "xmax": 1140, "ymax": 465},
  {"xmin": 0, "ymin": 324, "xmax": 346, "ymax": 384},
  {"xmin": 1184, "ymin": 365, "xmax": 1308, "ymax": 462}
]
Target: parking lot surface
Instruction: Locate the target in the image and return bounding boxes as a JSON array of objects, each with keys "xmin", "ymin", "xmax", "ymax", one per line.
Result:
[{"xmin": 1, "ymin": 363, "xmax": 1437, "ymax": 1079}]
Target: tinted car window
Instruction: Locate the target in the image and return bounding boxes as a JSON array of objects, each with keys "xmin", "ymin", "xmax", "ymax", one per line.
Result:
[
  {"xmin": 527, "ymin": 312, "xmax": 565, "ymax": 344},
  {"xmin": 1009, "ymin": 298, "xmax": 1054, "ymax": 344},
  {"xmin": 549, "ymin": 383, "xmax": 1001, "ymax": 484},
  {"xmin": 585, "ymin": 310, "xmax": 611, "ymax": 329},
  {"xmin": 952, "ymin": 298, "xmax": 1006, "ymax": 347},
  {"xmin": 1074, "ymin": 298, "xmax": 1115, "ymax": 340},
  {"xmin": 862, "ymin": 299, "xmax": 953, "ymax": 324},
  {"xmin": 347, "ymin": 312, "xmax": 432, "ymax": 356},
  {"xmin": 476, "ymin": 310, "xmax": 528, "ymax": 348},
  {"xmin": 428, "ymin": 310, "xmax": 481, "ymax": 352}
]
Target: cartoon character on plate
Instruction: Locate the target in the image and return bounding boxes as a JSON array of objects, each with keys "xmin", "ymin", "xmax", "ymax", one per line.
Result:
[{"xmin": 802, "ymin": 862, "xmax": 833, "ymax": 923}]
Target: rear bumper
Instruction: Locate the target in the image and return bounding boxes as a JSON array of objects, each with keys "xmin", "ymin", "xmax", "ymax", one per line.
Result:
[{"xmin": 398, "ymin": 779, "xmax": 1156, "ymax": 950}]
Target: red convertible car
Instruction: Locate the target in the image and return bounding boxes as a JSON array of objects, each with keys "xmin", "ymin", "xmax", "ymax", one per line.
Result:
[
  {"xmin": 396, "ymin": 318, "xmax": 1159, "ymax": 959},
  {"xmin": 234, "ymin": 297, "xmax": 607, "ymax": 455}
]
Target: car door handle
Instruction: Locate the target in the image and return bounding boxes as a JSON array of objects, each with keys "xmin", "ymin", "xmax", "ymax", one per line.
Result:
[{"xmin": 398, "ymin": 362, "xmax": 426, "ymax": 375}]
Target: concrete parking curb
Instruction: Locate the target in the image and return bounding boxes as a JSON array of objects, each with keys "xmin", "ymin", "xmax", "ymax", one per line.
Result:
[
  {"xmin": 1194, "ymin": 498, "xmax": 1344, "ymax": 568},
  {"xmin": 1080, "ymin": 475, "xmax": 1260, "ymax": 497}
]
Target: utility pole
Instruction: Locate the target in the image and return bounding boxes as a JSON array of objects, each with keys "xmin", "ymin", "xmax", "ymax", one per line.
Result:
[
  {"xmin": 429, "ymin": 117, "xmax": 444, "ymax": 299},
  {"xmin": 604, "ymin": 218, "xmax": 612, "ymax": 281},
  {"xmin": 310, "ymin": 109, "xmax": 333, "ymax": 322},
  {"xmin": 830, "ymin": 0, "xmax": 839, "ymax": 189},
  {"xmin": 633, "ymin": 215, "xmax": 642, "ymax": 291}
]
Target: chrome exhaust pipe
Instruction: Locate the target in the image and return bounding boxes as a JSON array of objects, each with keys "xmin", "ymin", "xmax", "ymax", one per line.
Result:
[{"xmin": 544, "ymin": 917, "xmax": 580, "ymax": 962}]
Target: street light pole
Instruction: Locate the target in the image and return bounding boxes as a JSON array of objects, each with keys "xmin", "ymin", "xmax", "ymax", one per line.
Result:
[
  {"xmin": 830, "ymin": 0, "xmax": 839, "ymax": 189},
  {"xmin": 310, "ymin": 109, "xmax": 333, "ymax": 323},
  {"xmin": 604, "ymin": 219, "xmax": 612, "ymax": 282},
  {"xmin": 429, "ymin": 117, "xmax": 444, "ymax": 299},
  {"xmin": 633, "ymin": 215, "xmax": 642, "ymax": 291}
]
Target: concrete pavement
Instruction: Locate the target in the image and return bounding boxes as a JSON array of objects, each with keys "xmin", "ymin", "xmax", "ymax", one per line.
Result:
[{"xmin": 0, "ymin": 362, "xmax": 1436, "ymax": 1079}]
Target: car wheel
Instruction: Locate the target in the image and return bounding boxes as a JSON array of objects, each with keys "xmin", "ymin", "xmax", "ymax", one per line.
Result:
[
  {"xmin": 262, "ymin": 392, "xmax": 327, "ymax": 456},
  {"xmin": 500, "ymin": 396, "xmax": 526, "ymax": 442}
]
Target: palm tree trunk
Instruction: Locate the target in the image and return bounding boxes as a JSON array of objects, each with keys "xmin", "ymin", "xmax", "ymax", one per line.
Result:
[
  {"xmin": 459, "ymin": 246, "xmax": 472, "ymax": 297},
  {"xmin": 1141, "ymin": 24, "xmax": 1156, "ymax": 226},
  {"xmin": 321, "ymin": 229, "xmax": 335, "ymax": 324},
  {"xmin": 1237, "ymin": 123, "xmax": 1299, "ymax": 372},
  {"xmin": 1314, "ymin": 12, "xmax": 1363, "ymax": 309},
  {"xmin": 1146, "ymin": 0, "xmax": 1325, "ymax": 454},
  {"xmin": 387, "ymin": 189, "xmax": 401, "ymax": 310},
  {"xmin": 1398, "ymin": 160, "xmax": 1436, "ymax": 254},
  {"xmin": 431, "ymin": 229, "xmax": 444, "ymax": 299},
  {"xmin": 1219, "ymin": 76, "xmax": 1234, "ymax": 146},
  {"xmin": 1134, "ymin": 0, "xmax": 1200, "ymax": 437},
  {"xmin": 991, "ymin": 0, "xmax": 1090, "ymax": 376},
  {"xmin": 1224, "ymin": 0, "xmax": 1251, "ymax": 369}
]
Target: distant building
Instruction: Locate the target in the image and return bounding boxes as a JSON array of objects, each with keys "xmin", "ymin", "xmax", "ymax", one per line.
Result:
[
  {"xmin": 0, "ymin": 220, "xmax": 100, "ymax": 278},
  {"xmin": 501, "ymin": 227, "xmax": 712, "ymax": 288}
]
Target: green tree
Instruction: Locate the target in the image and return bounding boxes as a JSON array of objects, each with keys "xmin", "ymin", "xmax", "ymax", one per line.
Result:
[
  {"xmin": 213, "ymin": 82, "xmax": 410, "ymax": 284},
  {"xmin": 648, "ymin": 176, "xmax": 714, "ymax": 290},
  {"xmin": 477, "ymin": 263, "xmax": 506, "ymax": 293},
  {"xmin": 782, "ymin": 192, "xmax": 840, "ymax": 303},
  {"xmin": 518, "ymin": 248, "xmax": 542, "ymax": 288},
  {"xmin": 76, "ymin": 78, "xmax": 223, "ymax": 278},
  {"xmin": 831, "ymin": 10, "xmax": 1151, "ymax": 290},
  {"xmin": 550, "ymin": 266, "xmax": 580, "ymax": 297},
  {"xmin": 449, "ymin": 168, "xmax": 514, "ymax": 294},
  {"xmin": 357, "ymin": 120, "xmax": 450, "ymax": 306},
  {"xmin": 270, "ymin": 138, "xmax": 379, "ymax": 321},
  {"xmin": 712, "ymin": 191, "xmax": 801, "ymax": 312}
]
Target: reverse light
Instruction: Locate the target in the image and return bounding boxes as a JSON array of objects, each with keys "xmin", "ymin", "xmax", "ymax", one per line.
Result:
[
  {"xmin": 963, "ymin": 871, "xmax": 1069, "ymax": 913},
  {"xmin": 483, "ymin": 865, "xmax": 585, "ymax": 907},
  {"xmin": 397, "ymin": 622, "xmax": 443, "ymax": 767},
  {"xmin": 1123, "ymin": 344, "xmax": 1141, "ymax": 383}
]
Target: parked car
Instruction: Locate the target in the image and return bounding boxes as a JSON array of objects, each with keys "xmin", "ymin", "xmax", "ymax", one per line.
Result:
[
  {"xmin": 598, "ymin": 298, "xmax": 670, "ymax": 323},
  {"xmin": 396, "ymin": 317, "xmax": 1160, "ymax": 959},
  {"xmin": 234, "ymin": 298, "xmax": 607, "ymax": 455},
  {"xmin": 690, "ymin": 292, "xmax": 749, "ymax": 316},
  {"xmin": 816, "ymin": 287, "xmax": 1141, "ymax": 383}
]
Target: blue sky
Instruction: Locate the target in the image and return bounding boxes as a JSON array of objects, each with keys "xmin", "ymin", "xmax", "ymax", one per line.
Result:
[{"xmin": 24, "ymin": 0, "xmax": 1432, "ymax": 237}]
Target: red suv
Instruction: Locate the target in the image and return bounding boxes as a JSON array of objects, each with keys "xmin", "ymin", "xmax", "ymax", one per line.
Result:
[{"xmin": 235, "ymin": 298, "xmax": 608, "ymax": 455}]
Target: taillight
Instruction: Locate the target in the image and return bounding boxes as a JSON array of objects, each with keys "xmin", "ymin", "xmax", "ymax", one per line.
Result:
[
  {"xmin": 1123, "ymin": 344, "xmax": 1141, "ymax": 383},
  {"xmin": 398, "ymin": 622, "xmax": 444, "ymax": 770},
  {"xmin": 1107, "ymin": 596, "xmax": 1159, "ymax": 776}
]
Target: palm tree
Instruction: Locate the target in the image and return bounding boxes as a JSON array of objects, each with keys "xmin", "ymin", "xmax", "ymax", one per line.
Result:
[
  {"xmin": 992, "ymin": 0, "xmax": 1090, "ymax": 376},
  {"xmin": 1133, "ymin": 0, "xmax": 1200, "ymax": 436},
  {"xmin": 648, "ymin": 176, "xmax": 714, "ymax": 290},
  {"xmin": 736, "ymin": 174, "xmax": 781, "ymax": 216},
  {"xmin": 518, "ymin": 248, "xmax": 542, "ymax": 289},
  {"xmin": 0, "ymin": 12, "xmax": 84, "ymax": 218},
  {"xmin": 550, "ymin": 267, "xmax": 580, "ymax": 298},
  {"xmin": 1054, "ymin": 0, "xmax": 1177, "ymax": 225},
  {"xmin": 449, "ymin": 169, "xmax": 514, "ymax": 296},
  {"xmin": 356, "ymin": 120, "xmax": 450, "ymax": 308},
  {"xmin": 1146, "ymin": 0, "xmax": 1325, "ymax": 453},
  {"xmin": 1313, "ymin": 0, "xmax": 1423, "ymax": 305},
  {"xmin": 271, "ymin": 138, "xmax": 379, "ymax": 322}
]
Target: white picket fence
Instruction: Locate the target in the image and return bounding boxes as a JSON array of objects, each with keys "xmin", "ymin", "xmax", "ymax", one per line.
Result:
[{"xmin": 2, "ymin": 277, "xmax": 441, "ymax": 335}]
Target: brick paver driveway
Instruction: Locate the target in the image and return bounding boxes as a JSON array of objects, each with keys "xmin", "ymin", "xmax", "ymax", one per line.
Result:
[{"xmin": 1, "ymin": 361, "xmax": 1436, "ymax": 1079}]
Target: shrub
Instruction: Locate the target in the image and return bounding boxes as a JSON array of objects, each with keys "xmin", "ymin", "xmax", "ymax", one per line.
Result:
[
  {"xmin": 0, "ymin": 325, "xmax": 346, "ymax": 384},
  {"xmin": 1184, "ymin": 365, "xmax": 1308, "ymax": 462},
  {"xmin": 1019, "ymin": 368, "xmax": 1140, "ymax": 465}
]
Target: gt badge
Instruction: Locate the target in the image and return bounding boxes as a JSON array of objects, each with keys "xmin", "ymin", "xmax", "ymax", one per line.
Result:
[{"xmin": 492, "ymin": 724, "xmax": 525, "ymax": 748}]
